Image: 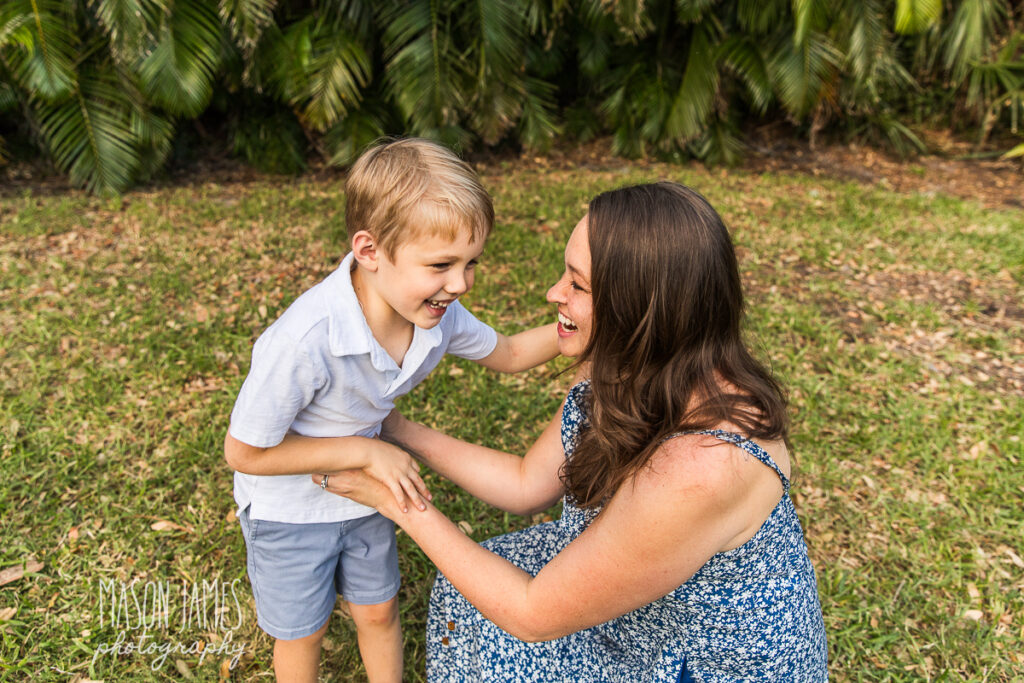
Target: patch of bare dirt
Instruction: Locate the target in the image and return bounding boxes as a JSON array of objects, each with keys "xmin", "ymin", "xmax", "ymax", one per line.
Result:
[{"xmin": 743, "ymin": 130, "xmax": 1024, "ymax": 211}]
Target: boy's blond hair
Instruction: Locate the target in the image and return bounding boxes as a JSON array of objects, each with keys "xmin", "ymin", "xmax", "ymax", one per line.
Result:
[{"xmin": 344, "ymin": 138, "xmax": 494, "ymax": 258}]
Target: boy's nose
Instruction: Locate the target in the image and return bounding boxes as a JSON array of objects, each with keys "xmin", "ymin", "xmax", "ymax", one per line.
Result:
[{"xmin": 446, "ymin": 271, "xmax": 469, "ymax": 295}]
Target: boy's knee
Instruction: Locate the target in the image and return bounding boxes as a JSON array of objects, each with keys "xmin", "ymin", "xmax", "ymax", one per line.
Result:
[
  {"xmin": 276, "ymin": 620, "xmax": 329, "ymax": 648},
  {"xmin": 349, "ymin": 599, "xmax": 399, "ymax": 630}
]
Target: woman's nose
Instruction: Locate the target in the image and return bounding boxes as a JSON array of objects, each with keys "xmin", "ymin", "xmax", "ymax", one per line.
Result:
[{"xmin": 546, "ymin": 277, "xmax": 565, "ymax": 304}]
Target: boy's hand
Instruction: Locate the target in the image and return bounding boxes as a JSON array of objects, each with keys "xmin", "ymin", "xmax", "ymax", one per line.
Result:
[{"xmin": 364, "ymin": 440, "xmax": 431, "ymax": 513}]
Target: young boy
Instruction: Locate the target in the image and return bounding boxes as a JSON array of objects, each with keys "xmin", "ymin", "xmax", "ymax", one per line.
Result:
[{"xmin": 223, "ymin": 138, "xmax": 558, "ymax": 683}]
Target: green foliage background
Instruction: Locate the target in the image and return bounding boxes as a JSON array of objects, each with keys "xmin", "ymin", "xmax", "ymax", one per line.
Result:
[{"xmin": 1, "ymin": 0, "xmax": 1023, "ymax": 194}]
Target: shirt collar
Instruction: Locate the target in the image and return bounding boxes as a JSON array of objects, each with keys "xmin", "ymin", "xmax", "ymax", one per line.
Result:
[{"xmin": 326, "ymin": 252, "xmax": 444, "ymax": 361}]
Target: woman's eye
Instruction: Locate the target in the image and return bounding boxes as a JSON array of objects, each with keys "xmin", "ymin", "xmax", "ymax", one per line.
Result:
[{"xmin": 571, "ymin": 280, "xmax": 586, "ymax": 292}]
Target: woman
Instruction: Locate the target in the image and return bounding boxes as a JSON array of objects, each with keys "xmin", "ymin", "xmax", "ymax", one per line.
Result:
[{"xmin": 319, "ymin": 182, "xmax": 828, "ymax": 681}]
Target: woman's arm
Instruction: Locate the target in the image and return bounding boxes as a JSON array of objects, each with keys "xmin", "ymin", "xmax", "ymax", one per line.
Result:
[
  {"xmin": 382, "ymin": 399, "xmax": 566, "ymax": 516},
  {"xmin": 321, "ymin": 433, "xmax": 784, "ymax": 641}
]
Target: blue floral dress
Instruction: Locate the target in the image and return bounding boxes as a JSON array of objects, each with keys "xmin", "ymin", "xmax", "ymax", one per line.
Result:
[{"xmin": 426, "ymin": 382, "xmax": 828, "ymax": 681}]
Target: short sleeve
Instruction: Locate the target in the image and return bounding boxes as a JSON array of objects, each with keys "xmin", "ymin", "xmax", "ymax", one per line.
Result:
[
  {"xmin": 228, "ymin": 326, "xmax": 326, "ymax": 448},
  {"xmin": 444, "ymin": 300, "xmax": 498, "ymax": 360}
]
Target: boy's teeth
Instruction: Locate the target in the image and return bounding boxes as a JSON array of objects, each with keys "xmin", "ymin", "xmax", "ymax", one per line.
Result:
[
  {"xmin": 428, "ymin": 299, "xmax": 450, "ymax": 308},
  {"xmin": 558, "ymin": 312, "xmax": 577, "ymax": 330}
]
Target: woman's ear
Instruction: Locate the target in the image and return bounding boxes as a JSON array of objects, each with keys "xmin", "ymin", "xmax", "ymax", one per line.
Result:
[{"xmin": 351, "ymin": 230, "xmax": 380, "ymax": 271}]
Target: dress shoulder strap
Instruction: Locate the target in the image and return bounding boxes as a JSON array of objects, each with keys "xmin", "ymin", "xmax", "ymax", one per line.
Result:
[{"xmin": 660, "ymin": 429, "xmax": 790, "ymax": 492}]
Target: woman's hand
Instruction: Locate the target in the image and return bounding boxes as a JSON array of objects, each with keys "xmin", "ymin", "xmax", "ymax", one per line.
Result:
[{"xmin": 312, "ymin": 469, "xmax": 408, "ymax": 520}]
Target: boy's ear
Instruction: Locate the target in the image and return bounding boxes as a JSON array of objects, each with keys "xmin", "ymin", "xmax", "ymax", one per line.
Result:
[{"xmin": 351, "ymin": 231, "xmax": 380, "ymax": 271}]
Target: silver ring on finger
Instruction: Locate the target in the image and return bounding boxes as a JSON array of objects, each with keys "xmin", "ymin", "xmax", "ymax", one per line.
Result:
[{"xmin": 320, "ymin": 474, "xmax": 329, "ymax": 490}]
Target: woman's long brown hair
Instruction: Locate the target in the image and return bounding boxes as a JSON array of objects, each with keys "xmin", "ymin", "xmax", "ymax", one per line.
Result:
[{"xmin": 561, "ymin": 182, "xmax": 789, "ymax": 509}]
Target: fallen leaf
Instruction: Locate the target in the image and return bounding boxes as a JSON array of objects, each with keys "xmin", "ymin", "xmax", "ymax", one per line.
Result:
[
  {"xmin": 150, "ymin": 520, "xmax": 189, "ymax": 532},
  {"xmin": 174, "ymin": 659, "xmax": 194, "ymax": 680},
  {"xmin": 963, "ymin": 609, "xmax": 983, "ymax": 621},
  {"xmin": 0, "ymin": 561, "xmax": 43, "ymax": 587},
  {"xmin": 457, "ymin": 521, "xmax": 473, "ymax": 536},
  {"xmin": 193, "ymin": 302, "xmax": 210, "ymax": 323},
  {"xmin": 0, "ymin": 607, "xmax": 16, "ymax": 620},
  {"xmin": 219, "ymin": 658, "xmax": 232, "ymax": 679},
  {"xmin": 68, "ymin": 526, "xmax": 79, "ymax": 541},
  {"xmin": 966, "ymin": 582, "xmax": 980, "ymax": 600},
  {"xmin": 225, "ymin": 509, "xmax": 237, "ymax": 524}
]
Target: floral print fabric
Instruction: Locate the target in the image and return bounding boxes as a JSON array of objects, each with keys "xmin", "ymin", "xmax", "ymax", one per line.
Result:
[{"xmin": 426, "ymin": 381, "xmax": 828, "ymax": 682}]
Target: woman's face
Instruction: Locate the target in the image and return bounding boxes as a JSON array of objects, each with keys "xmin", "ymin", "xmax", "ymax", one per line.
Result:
[{"xmin": 546, "ymin": 215, "xmax": 593, "ymax": 358}]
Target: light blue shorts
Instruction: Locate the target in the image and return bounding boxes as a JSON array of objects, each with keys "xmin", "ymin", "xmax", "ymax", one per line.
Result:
[{"xmin": 239, "ymin": 507, "xmax": 400, "ymax": 640}]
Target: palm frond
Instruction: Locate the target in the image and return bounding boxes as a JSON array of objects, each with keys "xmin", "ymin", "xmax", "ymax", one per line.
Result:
[
  {"xmin": 586, "ymin": 0, "xmax": 653, "ymax": 41},
  {"xmin": 719, "ymin": 35, "xmax": 772, "ymax": 113},
  {"xmin": 138, "ymin": 0, "xmax": 222, "ymax": 117},
  {"xmin": 842, "ymin": 0, "xmax": 885, "ymax": 83},
  {"xmin": 218, "ymin": 0, "xmax": 276, "ymax": 54},
  {"xmin": 324, "ymin": 97, "xmax": 395, "ymax": 167},
  {"xmin": 37, "ymin": 67, "xmax": 141, "ymax": 194},
  {"xmin": 792, "ymin": 0, "xmax": 829, "ymax": 48},
  {"xmin": 230, "ymin": 97, "xmax": 306, "ymax": 173},
  {"xmin": 665, "ymin": 24, "xmax": 719, "ymax": 142},
  {"xmin": 302, "ymin": 22, "xmax": 371, "ymax": 131},
  {"xmin": 89, "ymin": 0, "xmax": 166, "ymax": 63},
  {"xmin": 3, "ymin": 0, "xmax": 77, "ymax": 100},
  {"xmin": 894, "ymin": 0, "xmax": 941, "ymax": 35},
  {"xmin": 516, "ymin": 75, "xmax": 561, "ymax": 150},
  {"xmin": 0, "ymin": 80, "xmax": 18, "ymax": 111},
  {"xmin": 675, "ymin": 0, "xmax": 716, "ymax": 24},
  {"xmin": 464, "ymin": 0, "xmax": 528, "ymax": 144},
  {"xmin": 689, "ymin": 114, "xmax": 744, "ymax": 164},
  {"xmin": 380, "ymin": 0, "xmax": 466, "ymax": 138},
  {"xmin": 574, "ymin": 16, "xmax": 615, "ymax": 80},
  {"xmin": 735, "ymin": 0, "xmax": 788, "ymax": 34},
  {"xmin": 942, "ymin": 0, "xmax": 1008, "ymax": 84},
  {"xmin": 130, "ymin": 103, "xmax": 174, "ymax": 178},
  {"xmin": 769, "ymin": 30, "xmax": 841, "ymax": 119},
  {"xmin": 1000, "ymin": 140, "xmax": 1024, "ymax": 158}
]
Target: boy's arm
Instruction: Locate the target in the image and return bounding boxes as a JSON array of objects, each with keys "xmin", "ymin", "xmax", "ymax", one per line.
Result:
[
  {"xmin": 224, "ymin": 432, "xmax": 429, "ymax": 512},
  {"xmin": 473, "ymin": 322, "xmax": 559, "ymax": 373}
]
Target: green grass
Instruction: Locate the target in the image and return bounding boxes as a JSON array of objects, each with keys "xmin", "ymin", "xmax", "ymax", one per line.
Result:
[{"xmin": 1, "ymin": 160, "xmax": 1022, "ymax": 681}]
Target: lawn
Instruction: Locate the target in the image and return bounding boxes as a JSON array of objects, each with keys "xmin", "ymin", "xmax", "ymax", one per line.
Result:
[{"xmin": 1, "ymin": 156, "xmax": 1022, "ymax": 681}]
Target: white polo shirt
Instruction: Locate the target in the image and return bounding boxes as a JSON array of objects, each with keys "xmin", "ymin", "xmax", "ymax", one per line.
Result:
[{"xmin": 229, "ymin": 252, "xmax": 498, "ymax": 523}]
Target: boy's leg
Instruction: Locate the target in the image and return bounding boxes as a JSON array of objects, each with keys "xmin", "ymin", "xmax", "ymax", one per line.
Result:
[
  {"xmin": 238, "ymin": 508, "xmax": 344, "ymax": 682},
  {"xmin": 273, "ymin": 620, "xmax": 329, "ymax": 683},
  {"xmin": 348, "ymin": 597, "xmax": 402, "ymax": 683},
  {"xmin": 337, "ymin": 512, "xmax": 402, "ymax": 683}
]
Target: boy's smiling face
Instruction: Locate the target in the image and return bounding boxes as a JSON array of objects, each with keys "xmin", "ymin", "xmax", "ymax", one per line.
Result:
[{"xmin": 357, "ymin": 227, "xmax": 486, "ymax": 331}]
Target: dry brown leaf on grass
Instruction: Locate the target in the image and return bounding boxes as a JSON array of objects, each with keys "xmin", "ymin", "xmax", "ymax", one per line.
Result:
[
  {"xmin": 0, "ymin": 560, "xmax": 43, "ymax": 587},
  {"xmin": 175, "ymin": 658, "xmax": 195, "ymax": 679},
  {"xmin": 150, "ymin": 520, "xmax": 193, "ymax": 533},
  {"xmin": 0, "ymin": 607, "xmax": 17, "ymax": 620}
]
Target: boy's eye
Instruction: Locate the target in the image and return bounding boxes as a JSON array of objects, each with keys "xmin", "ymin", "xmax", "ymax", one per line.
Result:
[
  {"xmin": 429, "ymin": 263, "xmax": 451, "ymax": 270},
  {"xmin": 467, "ymin": 260, "xmax": 478, "ymax": 269}
]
